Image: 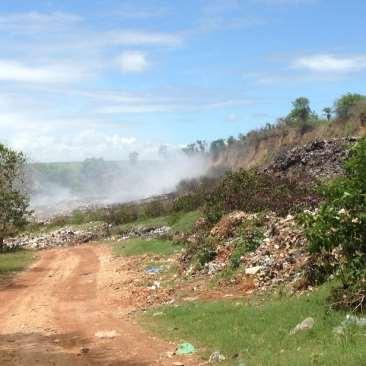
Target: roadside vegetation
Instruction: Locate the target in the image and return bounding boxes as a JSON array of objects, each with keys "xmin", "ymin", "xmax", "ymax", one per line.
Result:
[
  {"xmin": 0, "ymin": 250, "xmax": 34, "ymax": 280},
  {"xmin": 112, "ymin": 239, "xmax": 182, "ymax": 257},
  {"xmin": 142, "ymin": 284, "xmax": 366, "ymax": 366},
  {"xmin": 1, "ymin": 92, "xmax": 365, "ymax": 364}
]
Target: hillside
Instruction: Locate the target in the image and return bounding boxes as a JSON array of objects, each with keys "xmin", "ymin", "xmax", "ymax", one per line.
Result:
[{"xmin": 208, "ymin": 95, "xmax": 366, "ymax": 171}]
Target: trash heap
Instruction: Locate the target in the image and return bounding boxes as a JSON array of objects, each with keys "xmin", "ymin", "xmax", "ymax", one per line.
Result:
[
  {"xmin": 118, "ymin": 225, "xmax": 171, "ymax": 241},
  {"xmin": 263, "ymin": 137, "xmax": 358, "ymax": 182},
  {"xmin": 188, "ymin": 211, "xmax": 310, "ymax": 292},
  {"xmin": 242, "ymin": 214, "xmax": 309, "ymax": 291},
  {"xmin": 4, "ymin": 222, "xmax": 109, "ymax": 250}
]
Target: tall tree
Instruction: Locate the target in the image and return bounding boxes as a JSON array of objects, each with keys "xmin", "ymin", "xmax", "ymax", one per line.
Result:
[
  {"xmin": 335, "ymin": 93, "xmax": 366, "ymax": 119},
  {"xmin": 0, "ymin": 144, "xmax": 30, "ymax": 248},
  {"xmin": 288, "ymin": 97, "xmax": 311, "ymax": 123},
  {"xmin": 322, "ymin": 107, "xmax": 332, "ymax": 121}
]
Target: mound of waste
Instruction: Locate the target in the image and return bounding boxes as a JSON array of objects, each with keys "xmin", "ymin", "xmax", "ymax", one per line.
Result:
[
  {"xmin": 116, "ymin": 225, "xmax": 171, "ymax": 241},
  {"xmin": 264, "ymin": 137, "xmax": 358, "ymax": 181},
  {"xmin": 5, "ymin": 222, "xmax": 109, "ymax": 250},
  {"xmin": 184, "ymin": 211, "xmax": 311, "ymax": 292}
]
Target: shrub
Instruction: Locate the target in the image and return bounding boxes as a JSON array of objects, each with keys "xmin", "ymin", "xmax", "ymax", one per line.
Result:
[
  {"xmin": 203, "ymin": 170, "xmax": 315, "ymax": 223},
  {"xmin": 335, "ymin": 93, "xmax": 366, "ymax": 119},
  {"xmin": 299, "ymin": 137, "xmax": 366, "ymax": 310},
  {"xmin": 230, "ymin": 224, "xmax": 264, "ymax": 269}
]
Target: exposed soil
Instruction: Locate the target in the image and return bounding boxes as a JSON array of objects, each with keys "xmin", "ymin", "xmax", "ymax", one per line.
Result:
[{"xmin": 0, "ymin": 245, "xmax": 198, "ymax": 366}]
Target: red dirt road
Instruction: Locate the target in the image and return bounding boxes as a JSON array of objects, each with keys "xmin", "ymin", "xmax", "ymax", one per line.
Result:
[{"xmin": 0, "ymin": 245, "xmax": 198, "ymax": 365}]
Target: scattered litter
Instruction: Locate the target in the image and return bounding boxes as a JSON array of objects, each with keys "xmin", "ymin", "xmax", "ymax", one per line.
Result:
[
  {"xmin": 147, "ymin": 281, "xmax": 161, "ymax": 290},
  {"xmin": 209, "ymin": 351, "xmax": 226, "ymax": 363},
  {"xmin": 290, "ymin": 317, "xmax": 315, "ymax": 335},
  {"xmin": 145, "ymin": 266, "xmax": 163, "ymax": 274},
  {"xmin": 245, "ymin": 266, "xmax": 262, "ymax": 275},
  {"xmin": 176, "ymin": 342, "xmax": 196, "ymax": 355},
  {"xmin": 342, "ymin": 314, "xmax": 366, "ymax": 327},
  {"xmin": 94, "ymin": 330, "xmax": 119, "ymax": 339},
  {"xmin": 153, "ymin": 312, "xmax": 164, "ymax": 317}
]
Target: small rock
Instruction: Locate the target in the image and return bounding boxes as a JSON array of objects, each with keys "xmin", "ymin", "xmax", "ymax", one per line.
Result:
[{"xmin": 80, "ymin": 347, "xmax": 90, "ymax": 354}]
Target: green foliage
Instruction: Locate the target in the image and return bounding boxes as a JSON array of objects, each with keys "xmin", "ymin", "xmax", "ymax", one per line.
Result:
[
  {"xmin": 299, "ymin": 138, "xmax": 366, "ymax": 309},
  {"xmin": 182, "ymin": 234, "xmax": 217, "ymax": 268},
  {"xmin": 323, "ymin": 107, "xmax": 333, "ymax": 121},
  {"xmin": 204, "ymin": 169, "xmax": 315, "ymax": 223},
  {"xmin": 335, "ymin": 93, "xmax": 366, "ymax": 119},
  {"xmin": 300, "ymin": 138, "xmax": 366, "ymax": 259},
  {"xmin": 112, "ymin": 239, "xmax": 181, "ymax": 257},
  {"xmin": 0, "ymin": 249, "xmax": 34, "ymax": 278},
  {"xmin": 182, "ymin": 140, "xmax": 207, "ymax": 157},
  {"xmin": 0, "ymin": 144, "xmax": 31, "ymax": 246},
  {"xmin": 209, "ymin": 139, "xmax": 226, "ymax": 161},
  {"xmin": 288, "ymin": 97, "xmax": 312, "ymax": 122},
  {"xmin": 196, "ymin": 237, "xmax": 217, "ymax": 267},
  {"xmin": 230, "ymin": 220, "xmax": 264, "ymax": 269},
  {"xmin": 143, "ymin": 284, "xmax": 366, "ymax": 366}
]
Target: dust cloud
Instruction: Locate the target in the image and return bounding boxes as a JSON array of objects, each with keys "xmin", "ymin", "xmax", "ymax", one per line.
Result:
[{"xmin": 28, "ymin": 153, "xmax": 208, "ymax": 219}]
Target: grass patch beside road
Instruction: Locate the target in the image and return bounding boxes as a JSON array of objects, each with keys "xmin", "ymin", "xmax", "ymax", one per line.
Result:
[
  {"xmin": 114, "ymin": 210, "xmax": 200, "ymax": 235},
  {"xmin": 0, "ymin": 250, "xmax": 34, "ymax": 280},
  {"xmin": 142, "ymin": 284, "xmax": 366, "ymax": 366},
  {"xmin": 112, "ymin": 239, "xmax": 182, "ymax": 257}
]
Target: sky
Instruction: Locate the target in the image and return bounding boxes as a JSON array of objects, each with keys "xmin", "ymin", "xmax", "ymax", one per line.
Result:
[{"xmin": 0, "ymin": 0, "xmax": 365, "ymax": 162}]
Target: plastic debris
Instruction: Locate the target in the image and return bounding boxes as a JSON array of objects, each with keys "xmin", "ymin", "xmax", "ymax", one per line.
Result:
[
  {"xmin": 145, "ymin": 266, "xmax": 163, "ymax": 274},
  {"xmin": 209, "ymin": 351, "xmax": 226, "ymax": 363},
  {"xmin": 290, "ymin": 317, "xmax": 314, "ymax": 335},
  {"xmin": 342, "ymin": 314, "xmax": 366, "ymax": 327},
  {"xmin": 176, "ymin": 342, "xmax": 196, "ymax": 355}
]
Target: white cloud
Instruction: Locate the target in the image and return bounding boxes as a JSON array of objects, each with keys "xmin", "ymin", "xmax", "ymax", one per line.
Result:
[
  {"xmin": 292, "ymin": 54, "xmax": 366, "ymax": 73},
  {"xmin": 0, "ymin": 11, "xmax": 82, "ymax": 33},
  {"xmin": 109, "ymin": 31, "xmax": 182, "ymax": 46},
  {"xmin": 0, "ymin": 60, "xmax": 88, "ymax": 84},
  {"xmin": 116, "ymin": 51, "xmax": 150, "ymax": 73}
]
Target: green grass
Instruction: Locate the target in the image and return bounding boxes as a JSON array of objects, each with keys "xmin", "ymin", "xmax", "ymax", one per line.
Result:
[
  {"xmin": 142, "ymin": 284, "xmax": 366, "ymax": 365},
  {"xmin": 0, "ymin": 250, "xmax": 35, "ymax": 279},
  {"xmin": 171, "ymin": 210, "xmax": 200, "ymax": 232},
  {"xmin": 114, "ymin": 210, "xmax": 200, "ymax": 234},
  {"xmin": 112, "ymin": 239, "xmax": 182, "ymax": 257}
]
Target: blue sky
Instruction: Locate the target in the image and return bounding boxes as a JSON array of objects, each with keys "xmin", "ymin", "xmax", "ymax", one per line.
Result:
[{"xmin": 0, "ymin": 0, "xmax": 365, "ymax": 161}]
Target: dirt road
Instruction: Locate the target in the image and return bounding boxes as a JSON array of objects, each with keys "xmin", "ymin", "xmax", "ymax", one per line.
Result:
[{"xmin": 0, "ymin": 245, "xmax": 197, "ymax": 366}]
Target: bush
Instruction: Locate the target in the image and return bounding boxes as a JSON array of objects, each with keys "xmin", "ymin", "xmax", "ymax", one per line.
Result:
[
  {"xmin": 230, "ymin": 224, "xmax": 264, "ymax": 269},
  {"xmin": 299, "ymin": 137, "xmax": 366, "ymax": 310},
  {"xmin": 204, "ymin": 170, "xmax": 316, "ymax": 223}
]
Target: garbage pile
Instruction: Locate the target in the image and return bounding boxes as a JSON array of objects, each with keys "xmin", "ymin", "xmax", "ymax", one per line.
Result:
[
  {"xmin": 264, "ymin": 137, "xmax": 358, "ymax": 182},
  {"xmin": 187, "ymin": 211, "xmax": 310, "ymax": 292},
  {"xmin": 4, "ymin": 222, "xmax": 109, "ymax": 250},
  {"xmin": 242, "ymin": 214, "xmax": 309, "ymax": 291},
  {"xmin": 118, "ymin": 225, "xmax": 171, "ymax": 241}
]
